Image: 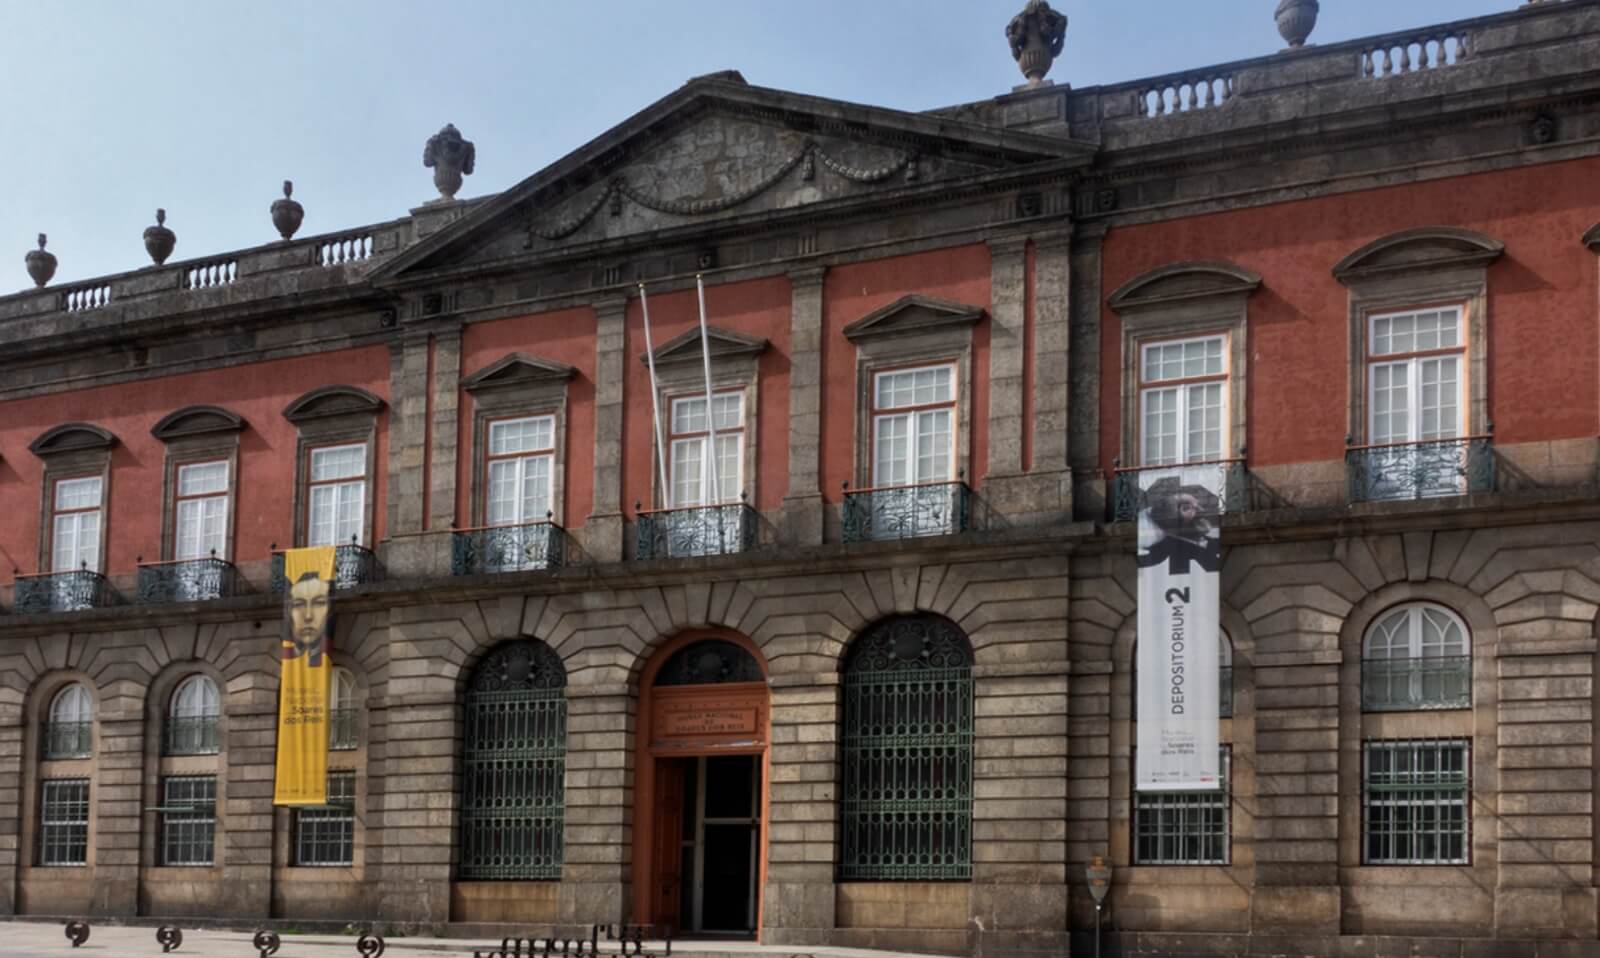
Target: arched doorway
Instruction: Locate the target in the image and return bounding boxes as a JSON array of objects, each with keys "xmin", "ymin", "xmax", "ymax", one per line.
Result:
[{"xmin": 632, "ymin": 633, "xmax": 769, "ymax": 938}]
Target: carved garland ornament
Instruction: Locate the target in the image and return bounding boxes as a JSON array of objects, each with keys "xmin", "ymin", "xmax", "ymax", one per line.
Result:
[
  {"xmin": 468, "ymin": 640, "xmax": 567, "ymax": 693},
  {"xmin": 526, "ymin": 140, "xmax": 918, "ymax": 242},
  {"xmin": 845, "ymin": 616, "xmax": 973, "ymax": 674}
]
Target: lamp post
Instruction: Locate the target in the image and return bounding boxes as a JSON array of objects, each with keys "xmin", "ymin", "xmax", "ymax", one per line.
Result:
[{"xmin": 1086, "ymin": 855, "xmax": 1113, "ymax": 958}]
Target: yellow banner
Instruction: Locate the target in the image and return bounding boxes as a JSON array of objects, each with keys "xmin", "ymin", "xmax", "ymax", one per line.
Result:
[{"xmin": 273, "ymin": 546, "xmax": 335, "ymax": 806}]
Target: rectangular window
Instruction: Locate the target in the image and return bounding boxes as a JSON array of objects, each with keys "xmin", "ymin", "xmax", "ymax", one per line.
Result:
[
  {"xmin": 38, "ymin": 779, "xmax": 89, "ymax": 866},
  {"xmin": 1362, "ymin": 307, "xmax": 1467, "ymax": 500},
  {"xmin": 174, "ymin": 462, "xmax": 229, "ymax": 560},
  {"xmin": 485, "ymin": 416, "xmax": 555, "ymax": 526},
  {"xmin": 1139, "ymin": 336, "xmax": 1227, "ymax": 466},
  {"xmin": 1133, "ymin": 750, "xmax": 1231, "ymax": 865},
  {"xmin": 159, "ymin": 775, "xmax": 216, "ymax": 867},
  {"xmin": 307, "ymin": 444, "xmax": 367, "ymax": 547},
  {"xmin": 871, "ymin": 365, "xmax": 955, "ymax": 488},
  {"xmin": 293, "ymin": 771, "xmax": 355, "ymax": 867},
  {"xmin": 51, "ymin": 477, "xmax": 104, "ymax": 573},
  {"xmin": 1363, "ymin": 739, "xmax": 1469, "ymax": 865},
  {"xmin": 668, "ymin": 393, "xmax": 744, "ymax": 507}
]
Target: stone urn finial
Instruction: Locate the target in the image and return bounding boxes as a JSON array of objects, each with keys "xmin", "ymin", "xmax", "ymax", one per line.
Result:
[
  {"xmin": 1275, "ymin": 0, "xmax": 1319, "ymax": 48},
  {"xmin": 422, "ymin": 123, "xmax": 475, "ymax": 201},
  {"xmin": 26, "ymin": 233, "xmax": 57, "ymax": 288},
  {"xmin": 271, "ymin": 180, "xmax": 305, "ymax": 240},
  {"xmin": 1006, "ymin": 0, "xmax": 1068, "ymax": 88},
  {"xmin": 143, "ymin": 209, "xmax": 176, "ymax": 265}
]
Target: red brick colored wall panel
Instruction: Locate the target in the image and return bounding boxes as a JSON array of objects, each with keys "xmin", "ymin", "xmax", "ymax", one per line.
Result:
[
  {"xmin": 458, "ymin": 307, "xmax": 599, "ymax": 528},
  {"xmin": 1099, "ymin": 157, "xmax": 1600, "ymax": 471},
  {"xmin": 821, "ymin": 245, "xmax": 993, "ymax": 499}
]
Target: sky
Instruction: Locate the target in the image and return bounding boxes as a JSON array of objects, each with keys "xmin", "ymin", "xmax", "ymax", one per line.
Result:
[{"xmin": 1, "ymin": 0, "xmax": 1514, "ymax": 286}]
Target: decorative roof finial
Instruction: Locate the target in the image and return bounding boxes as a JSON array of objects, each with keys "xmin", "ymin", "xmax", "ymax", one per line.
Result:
[
  {"xmin": 26, "ymin": 233, "xmax": 57, "ymax": 288},
  {"xmin": 1275, "ymin": 0, "xmax": 1319, "ymax": 49},
  {"xmin": 271, "ymin": 180, "xmax": 305, "ymax": 240},
  {"xmin": 1006, "ymin": 0, "xmax": 1068, "ymax": 89},
  {"xmin": 423, "ymin": 123, "xmax": 475, "ymax": 201},
  {"xmin": 144, "ymin": 209, "xmax": 176, "ymax": 265}
]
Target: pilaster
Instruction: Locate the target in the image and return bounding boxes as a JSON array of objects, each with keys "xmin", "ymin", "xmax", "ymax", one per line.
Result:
[
  {"xmin": 985, "ymin": 237, "xmax": 1029, "ymax": 478},
  {"xmin": 370, "ymin": 690, "xmax": 455, "ymax": 923},
  {"xmin": 781, "ymin": 267, "xmax": 827, "ymax": 547},
  {"xmin": 761, "ymin": 674, "xmax": 839, "ymax": 945},
  {"xmin": 558, "ymin": 685, "xmax": 634, "ymax": 927},
  {"xmin": 585, "ymin": 298, "xmax": 628, "ymax": 562},
  {"xmin": 1067, "ymin": 224, "xmax": 1108, "ymax": 521},
  {"xmin": 428, "ymin": 325, "xmax": 463, "ymax": 530},
  {"xmin": 219, "ymin": 700, "xmax": 276, "ymax": 920},
  {"xmin": 386, "ymin": 329, "xmax": 432, "ymax": 538}
]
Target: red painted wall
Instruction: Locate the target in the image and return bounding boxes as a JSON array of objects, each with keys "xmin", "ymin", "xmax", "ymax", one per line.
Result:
[
  {"xmin": 0, "ymin": 347, "xmax": 391, "ymax": 581},
  {"xmin": 621, "ymin": 277, "xmax": 792, "ymax": 515},
  {"xmin": 1099, "ymin": 156, "xmax": 1600, "ymax": 472},
  {"xmin": 821, "ymin": 245, "xmax": 993, "ymax": 498},
  {"xmin": 457, "ymin": 306, "xmax": 599, "ymax": 528}
]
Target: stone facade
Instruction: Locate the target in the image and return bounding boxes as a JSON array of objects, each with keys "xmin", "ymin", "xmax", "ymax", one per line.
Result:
[{"xmin": 2, "ymin": 4, "xmax": 1600, "ymax": 957}]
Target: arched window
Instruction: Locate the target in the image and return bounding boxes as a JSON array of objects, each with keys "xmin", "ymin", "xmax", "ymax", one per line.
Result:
[
  {"xmin": 460, "ymin": 640, "xmax": 566, "ymax": 880},
  {"xmin": 329, "ymin": 667, "xmax": 358, "ymax": 750},
  {"xmin": 166, "ymin": 675, "xmax": 220, "ymax": 755},
  {"xmin": 1362, "ymin": 603, "xmax": 1471, "ymax": 711},
  {"xmin": 839, "ymin": 615, "xmax": 973, "ymax": 881},
  {"xmin": 44, "ymin": 683, "xmax": 93, "ymax": 759},
  {"xmin": 653, "ymin": 640, "xmax": 763, "ymax": 686}
]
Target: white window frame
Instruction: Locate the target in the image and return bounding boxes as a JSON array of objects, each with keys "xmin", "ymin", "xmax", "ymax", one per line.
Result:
[
  {"xmin": 306, "ymin": 442, "xmax": 368, "ymax": 548},
  {"xmin": 172, "ymin": 460, "xmax": 231, "ymax": 561},
  {"xmin": 667, "ymin": 391, "xmax": 746, "ymax": 508},
  {"xmin": 50, "ymin": 684, "xmax": 92, "ymax": 726},
  {"xmin": 1137, "ymin": 334, "xmax": 1229, "ymax": 467},
  {"xmin": 1365, "ymin": 305, "xmax": 1467, "ymax": 446},
  {"xmin": 50, "ymin": 476, "xmax": 104, "ymax": 574},
  {"xmin": 870, "ymin": 363, "xmax": 958, "ymax": 489},
  {"xmin": 1361, "ymin": 739, "xmax": 1470, "ymax": 866},
  {"xmin": 38, "ymin": 778, "xmax": 90, "ymax": 867},
  {"xmin": 1362, "ymin": 603, "xmax": 1472, "ymax": 711},
  {"xmin": 483, "ymin": 415, "xmax": 556, "ymax": 528}
]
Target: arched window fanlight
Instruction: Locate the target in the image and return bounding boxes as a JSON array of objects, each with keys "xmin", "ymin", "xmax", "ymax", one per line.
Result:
[
  {"xmin": 330, "ymin": 667, "xmax": 359, "ymax": 750},
  {"xmin": 166, "ymin": 675, "xmax": 220, "ymax": 755},
  {"xmin": 1362, "ymin": 603, "xmax": 1471, "ymax": 711},
  {"xmin": 44, "ymin": 683, "xmax": 93, "ymax": 759}
]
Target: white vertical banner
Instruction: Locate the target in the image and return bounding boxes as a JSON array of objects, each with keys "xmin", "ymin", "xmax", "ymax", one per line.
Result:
[{"xmin": 1135, "ymin": 465, "xmax": 1224, "ymax": 791}]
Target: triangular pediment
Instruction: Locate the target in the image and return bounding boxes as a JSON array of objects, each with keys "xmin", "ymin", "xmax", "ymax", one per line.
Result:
[
  {"xmin": 462, "ymin": 353, "xmax": 578, "ymax": 393},
  {"xmin": 375, "ymin": 75, "xmax": 1093, "ymax": 280},
  {"xmin": 151, "ymin": 405, "xmax": 246, "ymax": 441},
  {"xmin": 30, "ymin": 422, "xmax": 117, "ymax": 456},
  {"xmin": 643, "ymin": 326, "xmax": 769, "ymax": 367},
  {"xmin": 843, "ymin": 295, "xmax": 985, "ymax": 343}
]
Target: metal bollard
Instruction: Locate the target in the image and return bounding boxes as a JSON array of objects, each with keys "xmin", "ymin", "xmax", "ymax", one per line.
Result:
[
  {"xmin": 253, "ymin": 930, "xmax": 282, "ymax": 958},
  {"xmin": 64, "ymin": 922, "xmax": 90, "ymax": 947},
  {"xmin": 156, "ymin": 926, "xmax": 184, "ymax": 953}
]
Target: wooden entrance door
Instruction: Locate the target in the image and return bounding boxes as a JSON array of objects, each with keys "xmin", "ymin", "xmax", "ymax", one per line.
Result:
[{"xmin": 651, "ymin": 758, "xmax": 689, "ymax": 934}]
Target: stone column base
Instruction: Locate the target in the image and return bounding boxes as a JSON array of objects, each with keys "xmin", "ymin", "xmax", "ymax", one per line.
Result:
[
  {"xmin": 762, "ymin": 879, "xmax": 836, "ymax": 945},
  {"xmin": 779, "ymin": 493, "xmax": 825, "ymax": 547},
  {"xmin": 558, "ymin": 879, "xmax": 629, "ymax": 930},
  {"xmin": 581, "ymin": 512, "xmax": 625, "ymax": 563}
]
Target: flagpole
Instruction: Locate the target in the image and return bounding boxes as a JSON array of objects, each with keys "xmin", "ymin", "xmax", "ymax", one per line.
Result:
[
  {"xmin": 695, "ymin": 274, "xmax": 720, "ymax": 509},
  {"xmin": 639, "ymin": 283, "xmax": 672, "ymax": 511}
]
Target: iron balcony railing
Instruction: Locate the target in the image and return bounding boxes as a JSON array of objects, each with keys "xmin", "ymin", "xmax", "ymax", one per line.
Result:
[
  {"xmin": 136, "ymin": 555, "xmax": 240, "ymax": 604},
  {"xmin": 270, "ymin": 541, "xmax": 378, "ymax": 594},
  {"xmin": 14, "ymin": 569, "xmax": 112, "ymax": 614},
  {"xmin": 1347, "ymin": 436, "xmax": 1493, "ymax": 503},
  {"xmin": 1111, "ymin": 458, "xmax": 1250, "ymax": 523},
  {"xmin": 1363, "ymin": 655, "xmax": 1472, "ymax": 711},
  {"xmin": 329, "ymin": 707, "xmax": 359, "ymax": 751},
  {"xmin": 842, "ymin": 480, "xmax": 970, "ymax": 543},
  {"xmin": 452, "ymin": 519, "xmax": 565, "ymax": 575},
  {"xmin": 163, "ymin": 715, "xmax": 220, "ymax": 755},
  {"xmin": 42, "ymin": 722, "xmax": 93, "ymax": 760},
  {"xmin": 635, "ymin": 501, "xmax": 757, "ymax": 559}
]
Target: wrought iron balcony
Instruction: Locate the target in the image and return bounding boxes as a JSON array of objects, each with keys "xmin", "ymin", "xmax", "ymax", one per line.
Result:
[
  {"xmin": 163, "ymin": 715, "xmax": 220, "ymax": 755},
  {"xmin": 13, "ymin": 569, "xmax": 112, "ymax": 614},
  {"xmin": 42, "ymin": 721, "xmax": 92, "ymax": 759},
  {"xmin": 842, "ymin": 480, "xmax": 970, "ymax": 543},
  {"xmin": 636, "ymin": 502, "xmax": 757, "ymax": 559},
  {"xmin": 452, "ymin": 519, "xmax": 564, "ymax": 575},
  {"xmin": 136, "ymin": 555, "xmax": 240, "ymax": 604},
  {"xmin": 1363, "ymin": 655, "xmax": 1472, "ymax": 711},
  {"xmin": 1347, "ymin": 436, "xmax": 1493, "ymax": 503},
  {"xmin": 270, "ymin": 541, "xmax": 378, "ymax": 594},
  {"xmin": 1111, "ymin": 459, "xmax": 1250, "ymax": 523},
  {"xmin": 329, "ymin": 708, "xmax": 359, "ymax": 751}
]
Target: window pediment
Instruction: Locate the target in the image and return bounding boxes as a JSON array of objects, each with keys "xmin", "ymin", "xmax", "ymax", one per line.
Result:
[
  {"xmin": 151, "ymin": 405, "xmax": 246, "ymax": 441},
  {"xmin": 283, "ymin": 385, "xmax": 385, "ymax": 424},
  {"xmin": 29, "ymin": 423, "xmax": 117, "ymax": 457},
  {"xmin": 842, "ymin": 295, "xmax": 984, "ymax": 344},
  {"xmin": 461, "ymin": 353, "xmax": 577, "ymax": 395},
  {"xmin": 1585, "ymin": 223, "xmax": 1600, "ymax": 252},
  {"xmin": 643, "ymin": 326, "xmax": 769, "ymax": 368},
  {"xmin": 1108, "ymin": 262, "xmax": 1262, "ymax": 314},
  {"xmin": 1333, "ymin": 228, "xmax": 1504, "ymax": 284}
]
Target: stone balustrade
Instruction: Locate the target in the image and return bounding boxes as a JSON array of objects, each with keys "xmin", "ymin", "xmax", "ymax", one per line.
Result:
[
  {"xmin": 1135, "ymin": 72, "xmax": 1235, "ymax": 118},
  {"xmin": 316, "ymin": 230, "xmax": 375, "ymax": 266},
  {"xmin": 1361, "ymin": 31, "xmax": 1469, "ymax": 78},
  {"xmin": 59, "ymin": 280, "xmax": 113, "ymax": 313},
  {"xmin": 183, "ymin": 256, "xmax": 237, "ymax": 290}
]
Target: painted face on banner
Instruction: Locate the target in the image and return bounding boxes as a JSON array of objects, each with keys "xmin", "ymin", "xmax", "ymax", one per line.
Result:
[
  {"xmin": 285, "ymin": 571, "xmax": 332, "ymax": 667},
  {"xmin": 1136, "ymin": 475, "xmax": 1222, "ymax": 575}
]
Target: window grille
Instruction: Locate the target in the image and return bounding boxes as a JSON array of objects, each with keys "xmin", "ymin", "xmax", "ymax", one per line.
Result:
[
  {"xmin": 839, "ymin": 616, "xmax": 973, "ymax": 881},
  {"xmin": 39, "ymin": 779, "xmax": 89, "ymax": 866},
  {"xmin": 1363, "ymin": 739, "xmax": 1469, "ymax": 865},
  {"xmin": 293, "ymin": 771, "xmax": 356, "ymax": 867},
  {"xmin": 459, "ymin": 641, "xmax": 566, "ymax": 880},
  {"xmin": 158, "ymin": 776, "xmax": 216, "ymax": 866},
  {"xmin": 1134, "ymin": 750, "xmax": 1231, "ymax": 865}
]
